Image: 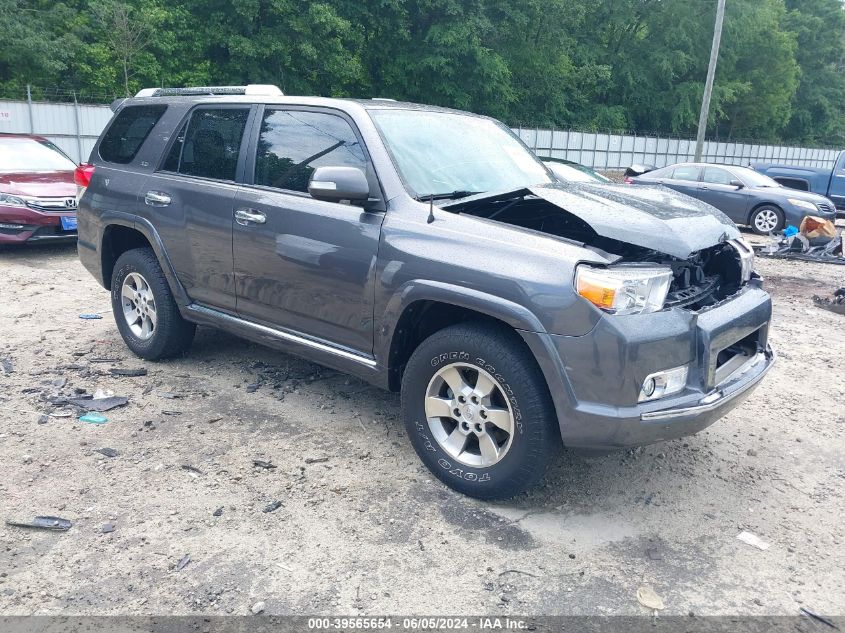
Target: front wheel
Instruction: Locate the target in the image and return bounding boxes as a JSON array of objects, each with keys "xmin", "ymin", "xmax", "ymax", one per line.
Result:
[
  {"xmin": 749, "ymin": 205, "xmax": 784, "ymax": 235},
  {"xmin": 401, "ymin": 323, "xmax": 559, "ymax": 499}
]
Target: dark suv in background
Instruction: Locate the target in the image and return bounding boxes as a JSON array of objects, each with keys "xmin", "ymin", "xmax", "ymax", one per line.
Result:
[{"xmin": 77, "ymin": 85, "xmax": 774, "ymax": 499}]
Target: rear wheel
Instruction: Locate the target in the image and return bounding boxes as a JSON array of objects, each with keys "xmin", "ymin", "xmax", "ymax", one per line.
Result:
[
  {"xmin": 111, "ymin": 248, "xmax": 195, "ymax": 360},
  {"xmin": 749, "ymin": 205, "xmax": 784, "ymax": 235},
  {"xmin": 401, "ymin": 322, "xmax": 559, "ymax": 499}
]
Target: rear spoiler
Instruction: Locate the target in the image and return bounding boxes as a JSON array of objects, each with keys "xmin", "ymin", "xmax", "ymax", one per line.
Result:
[
  {"xmin": 625, "ymin": 164, "xmax": 656, "ymax": 177},
  {"xmin": 109, "ymin": 98, "xmax": 127, "ymax": 113}
]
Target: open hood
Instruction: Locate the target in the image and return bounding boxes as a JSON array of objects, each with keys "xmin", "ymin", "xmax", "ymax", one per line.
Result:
[{"xmin": 443, "ymin": 182, "xmax": 740, "ymax": 259}]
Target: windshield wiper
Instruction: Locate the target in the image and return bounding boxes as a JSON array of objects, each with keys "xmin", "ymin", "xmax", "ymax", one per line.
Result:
[{"xmin": 414, "ymin": 190, "xmax": 484, "ymax": 201}]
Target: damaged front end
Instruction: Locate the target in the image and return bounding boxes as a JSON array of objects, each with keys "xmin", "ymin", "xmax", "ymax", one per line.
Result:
[
  {"xmin": 444, "ymin": 182, "xmax": 755, "ymax": 313},
  {"xmin": 445, "ymin": 182, "xmax": 773, "ymax": 449}
]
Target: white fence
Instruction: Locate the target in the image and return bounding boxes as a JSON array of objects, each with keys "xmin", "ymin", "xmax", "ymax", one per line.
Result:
[
  {"xmin": 0, "ymin": 99, "xmax": 113, "ymax": 163},
  {"xmin": 514, "ymin": 127, "xmax": 840, "ymax": 171},
  {"xmin": 0, "ymin": 96, "xmax": 840, "ymax": 171}
]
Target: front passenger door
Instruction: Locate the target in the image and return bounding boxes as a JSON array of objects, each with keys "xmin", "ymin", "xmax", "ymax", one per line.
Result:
[{"xmin": 232, "ymin": 107, "xmax": 384, "ymax": 355}]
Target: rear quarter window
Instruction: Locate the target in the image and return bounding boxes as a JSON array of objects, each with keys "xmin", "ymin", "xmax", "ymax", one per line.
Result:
[{"xmin": 99, "ymin": 105, "xmax": 167, "ymax": 164}]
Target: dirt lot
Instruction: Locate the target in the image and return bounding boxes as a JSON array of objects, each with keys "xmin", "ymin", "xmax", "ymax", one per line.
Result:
[{"xmin": 0, "ymin": 239, "xmax": 843, "ymax": 617}]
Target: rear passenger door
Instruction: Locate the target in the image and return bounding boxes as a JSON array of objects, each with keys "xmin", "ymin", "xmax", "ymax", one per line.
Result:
[
  {"xmin": 232, "ymin": 107, "xmax": 384, "ymax": 355},
  {"xmin": 661, "ymin": 165, "xmax": 702, "ymax": 198},
  {"xmin": 144, "ymin": 105, "xmax": 253, "ymax": 311},
  {"xmin": 697, "ymin": 166, "xmax": 750, "ymax": 222}
]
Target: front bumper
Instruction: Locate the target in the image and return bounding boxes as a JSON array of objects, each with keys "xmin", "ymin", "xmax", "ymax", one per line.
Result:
[
  {"xmin": 0, "ymin": 205, "xmax": 77, "ymax": 244},
  {"xmin": 523, "ymin": 284, "xmax": 774, "ymax": 450}
]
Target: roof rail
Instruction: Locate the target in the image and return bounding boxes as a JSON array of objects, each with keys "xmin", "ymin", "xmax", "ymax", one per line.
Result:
[{"xmin": 134, "ymin": 84, "xmax": 283, "ymax": 98}]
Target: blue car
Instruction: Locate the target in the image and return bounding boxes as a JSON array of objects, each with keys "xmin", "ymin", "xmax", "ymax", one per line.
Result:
[{"xmin": 628, "ymin": 162, "xmax": 837, "ymax": 234}]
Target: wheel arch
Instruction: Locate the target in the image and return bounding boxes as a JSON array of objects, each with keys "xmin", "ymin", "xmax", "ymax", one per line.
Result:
[
  {"xmin": 380, "ymin": 280, "xmax": 548, "ymax": 393},
  {"xmin": 100, "ymin": 215, "xmax": 190, "ymax": 306}
]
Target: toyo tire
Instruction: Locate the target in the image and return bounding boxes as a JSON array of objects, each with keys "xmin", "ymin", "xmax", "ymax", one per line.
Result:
[{"xmin": 401, "ymin": 322, "xmax": 560, "ymax": 499}]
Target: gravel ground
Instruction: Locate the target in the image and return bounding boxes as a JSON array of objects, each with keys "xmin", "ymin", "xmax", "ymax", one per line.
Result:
[{"xmin": 0, "ymin": 238, "xmax": 843, "ymax": 617}]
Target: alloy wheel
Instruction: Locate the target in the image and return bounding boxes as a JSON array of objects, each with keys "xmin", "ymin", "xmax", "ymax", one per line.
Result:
[
  {"xmin": 120, "ymin": 272, "xmax": 157, "ymax": 340},
  {"xmin": 424, "ymin": 362, "xmax": 514, "ymax": 468},
  {"xmin": 754, "ymin": 208, "xmax": 779, "ymax": 233}
]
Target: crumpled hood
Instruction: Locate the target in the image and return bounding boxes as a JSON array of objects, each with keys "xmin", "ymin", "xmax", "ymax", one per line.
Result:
[
  {"xmin": 444, "ymin": 182, "xmax": 740, "ymax": 259},
  {"xmin": 0, "ymin": 171, "xmax": 76, "ymax": 197}
]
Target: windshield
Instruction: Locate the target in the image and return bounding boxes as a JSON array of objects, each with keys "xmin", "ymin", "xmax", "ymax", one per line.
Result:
[
  {"xmin": 733, "ymin": 166, "xmax": 781, "ymax": 188},
  {"xmin": 0, "ymin": 137, "xmax": 76, "ymax": 172},
  {"xmin": 369, "ymin": 109, "xmax": 551, "ymax": 198}
]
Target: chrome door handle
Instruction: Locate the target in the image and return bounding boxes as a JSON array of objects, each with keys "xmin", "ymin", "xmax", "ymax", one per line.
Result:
[
  {"xmin": 234, "ymin": 208, "xmax": 266, "ymax": 225},
  {"xmin": 144, "ymin": 191, "xmax": 171, "ymax": 207}
]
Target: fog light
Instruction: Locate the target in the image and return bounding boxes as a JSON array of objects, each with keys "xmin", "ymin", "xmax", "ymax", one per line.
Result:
[
  {"xmin": 0, "ymin": 223, "xmax": 24, "ymax": 230},
  {"xmin": 639, "ymin": 366, "xmax": 688, "ymax": 402}
]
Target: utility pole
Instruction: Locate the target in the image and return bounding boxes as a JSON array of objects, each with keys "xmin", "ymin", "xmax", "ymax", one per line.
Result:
[{"xmin": 694, "ymin": 0, "xmax": 726, "ymax": 162}]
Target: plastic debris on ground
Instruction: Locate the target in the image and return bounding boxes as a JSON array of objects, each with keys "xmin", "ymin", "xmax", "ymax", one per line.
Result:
[
  {"xmin": 109, "ymin": 367, "xmax": 148, "ymax": 377},
  {"xmin": 813, "ymin": 287, "xmax": 845, "ymax": 315},
  {"xmin": 67, "ymin": 394, "xmax": 128, "ymax": 412},
  {"xmin": 6, "ymin": 516, "xmax": 72, "ymax": 531},
  {"xmin": 736, "ymin": 530, "xmax": 770, "ymax": 550},
  {"xmin": 78, "ymin": 313, "xmax": 103, "ymax": 320},
  {"xmin": 636, "ymin": 585, "xmax": 665, "ymax": 611},
  {"xmin": 175, "ymin": 554, "xmax": 191, "ymax": 571},
  {"xmin": 756, "ymin": 216, "xmax": 844, "ymax": 264},
  {"xmin": 79, "ymin": 413, "xmax": 108, "ymax": 425}
]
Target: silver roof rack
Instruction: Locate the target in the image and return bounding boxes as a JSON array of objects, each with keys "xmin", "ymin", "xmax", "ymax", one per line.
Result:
[{"xmin": 134, "ymin": 84, "xmax": 283, "ymax": 98}]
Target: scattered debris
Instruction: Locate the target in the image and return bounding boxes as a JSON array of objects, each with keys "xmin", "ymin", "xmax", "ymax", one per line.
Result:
[
  {"xmin": 157, "ymin": 391, "xmax": 180, "ymax": 399},
  {"xmin": 79, "ymin": 413, "xmax": 108, "ymax": 425},
  {"xmin": 263, "ymin": 501, "xmax": 283, "ymax": 513},
  {"xmin": 636, "ymin": 585, "xmax": 665, "ymax": 611},
  {"xmin": 253, "ymin": 459, "xmax": 277, "ymax": 470},
  {"xmin": 175, "ymin": 554, "xmax": 191, "ymax": 571},
  {"xmin": 498, "ymin": 569, "xmax": 538, "ymax": 578},
  {"xmin": 757, "ymin": 218, "xmax": 844, "ymax": 264},
  {"xmin": 78, "ymin": 313, "xmax": 103, "ymax": 320},
  {"xmin": 646, "ymin": 547, "xmax": 664, "ymax": 561},
  {"xmin": 68, "ymin": 395, "xmax": 128, "ymax": 412},
  {"xmin": 251, "ymin": 601, "xmax": 266, "ymax": 615},
  {"xmin": 101, "ymin": 523, "xmax": 115, "ymax": 534},
  {"xmin": 161, "ymin": 410, "xmax": 183, "ymax": 416},
  {"xmin": 6, "ymin": 516, "xmax": 72, "ymax": 531},
  {"xmin": 813, "ymin": 287, "xmax": 845, "ymax": 315},
  {"xmin": 181, "ymin": 464, "xmax": 203, "ymax": 475},
  {"xmin": 95, "ymin": 447, "xmax": 119, "ymax": 458},
  {"xmin": 1, "ymin": 358, "xmax": 13, "ymax": 374},
  {"xmin": 800, "ymin": 607, "xmax": 839, "ymax": 630},
  {"xmin": 304, "ymin": 456, "xmax": 330, "ymax": 464},
  {"xmin": 213, "ymin": 507, "xmax": 224, "ymax": 517},
  {"xmin": 736, "ymin": 530, "xmax": 770, "ymax": 551},
  {"xmin": 109, "ymin": 368, "xmax": 148, "ymax": 377}
]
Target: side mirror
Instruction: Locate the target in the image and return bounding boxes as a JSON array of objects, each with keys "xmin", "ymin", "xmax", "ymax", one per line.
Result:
[
  {"xmin": 308, "ymin": 166, "xmax": 370, "ymax": 202},
  {"xmin": 730, "ymin": 179, "xmax": 744, "ymax": 189}
]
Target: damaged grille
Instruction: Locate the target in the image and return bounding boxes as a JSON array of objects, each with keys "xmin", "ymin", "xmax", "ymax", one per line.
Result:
[{"xmin": 662, "ymin": 242, "xmax": 746, "ymax": 310}]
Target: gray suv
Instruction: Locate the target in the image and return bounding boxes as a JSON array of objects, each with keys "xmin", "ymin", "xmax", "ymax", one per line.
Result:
[{"xmin": 77, "ymin": 85, "xmax": 774, "ymax": 499}]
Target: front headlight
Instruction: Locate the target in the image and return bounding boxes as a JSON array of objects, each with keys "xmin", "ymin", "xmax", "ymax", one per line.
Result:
[
  {"xmin": 787, "ymin": 198, "xmax": 817, "ymax": 212},
  {"xmin": 0, "ymin": 193, "xmax": 27, "ymax": 208},
  {"xmin": 575, "ymin": 264, "xmax": 672, "ymax": 315}
]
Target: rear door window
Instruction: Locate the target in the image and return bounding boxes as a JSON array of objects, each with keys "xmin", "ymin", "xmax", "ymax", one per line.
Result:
[
  {"xmin": 162, "ymin": 107, "xmax": 250, "ymax": 181},
  {"xmin": 99, "ymin": 105, "xmax": 167, "ymax": 164},
  {"xmin": 253, "ymin": 109, "xmax": 368, "ymax": 193},
  {"xmin": 670, "ymin": 165, "xmax": 701, "ymax": 182}
]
